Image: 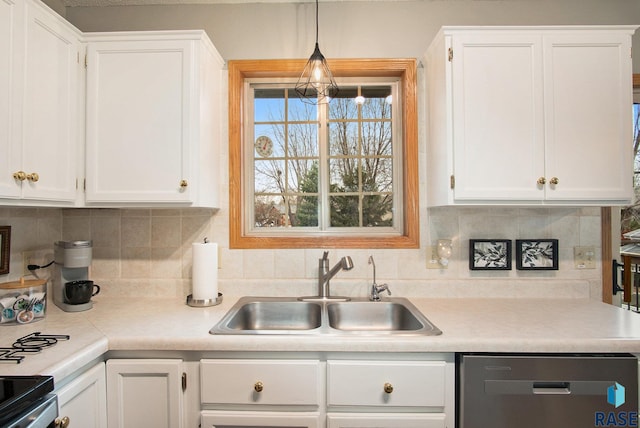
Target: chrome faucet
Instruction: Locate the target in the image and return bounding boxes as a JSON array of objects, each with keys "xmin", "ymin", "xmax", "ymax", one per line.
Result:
[
  {"xmin": 299, "ymin": 251, "xmax": 353, "ymax": 302},
  {"xmin": 368, "ymin": 255, "xmax": 391, "ymax": 301}
]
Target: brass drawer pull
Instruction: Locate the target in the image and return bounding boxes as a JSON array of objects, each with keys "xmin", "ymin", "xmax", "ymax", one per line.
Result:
[
  {"xmin": 254, "ymin": 381, "xmax": 264, "ymax": 392},
  {"xmin": 384, "ymin": 382, "xmax": 394, "ymax": 394}
]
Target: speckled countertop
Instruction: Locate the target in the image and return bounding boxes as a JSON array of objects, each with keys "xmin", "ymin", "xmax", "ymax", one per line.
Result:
[{"xmin": 1, "ymin": 296, "xmax": 640, "ymax": 381}]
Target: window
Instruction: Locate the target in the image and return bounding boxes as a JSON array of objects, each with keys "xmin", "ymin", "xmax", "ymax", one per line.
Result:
[{"xmin": 229, "ymin": 59, "xmax": 418, "ymax": 249}]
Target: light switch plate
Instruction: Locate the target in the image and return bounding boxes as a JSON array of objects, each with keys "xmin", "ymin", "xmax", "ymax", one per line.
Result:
[
  {"xmin": 427, "ymin": 246, "xmax": 444, "ymax": 269},
  {"xmin": 574, "ymin": 246, "xmax": 596, "ymax": 269}
]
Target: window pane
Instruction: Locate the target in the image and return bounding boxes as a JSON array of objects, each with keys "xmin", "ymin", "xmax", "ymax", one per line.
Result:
[
  {"xmin": 329, "ymin": 122, "xmax": 358, "ymax": 156},
  {"xmin": 254, "ymin": 124, "xmax": 284, "ymax": 158},
  {"xmin": 330, "ymin": 195, "xmax": 359, "ymax": 227},
  {"xmin": 329, "ymin": 88, "xmax": 359, "ymax": 120},
  {"xmin": 296, "ymin": 195, "xmax": 318, "ymax": 227},
  {"xmin": 288, "ymin": 89, "xmax": 317, "ymax": 121},
  {"xmin": 329, "ymin": 158, "xmax": 358, "ymax": 192},
  {"xmin": 254, "ymin": 159, "xmax": 285, "ymax": 193},
  {"xmin": 363, "ymin": 195, "xmax": 393, "ymax": 227},
  {"xmin": 254, "ymin": 89, "xmax": 285, "ymax": 122},
  {"xmin": 362, "ymin": 121, "xmax": 392, "ymax": 156},
  {"xmin": 634, "ymin": 103, "xmax": 640, "ymax": 188},
  {"xmin": 254, "ymin": 195, "xmax": 284, "ymax": 227},
  {"xmin": 289, "ymin": 159, "xmax": 319, "ymax": 193},
  {"xmin": 288, "ymin": 123, "xmax": 318, "ymax": 158},
  {"xmin": 361, "ymin": 86, "xmax": 392, "ymax": 120},
  {"xmin": 364, "ymin": 157, "xmax": 393, "ymax": 192}
]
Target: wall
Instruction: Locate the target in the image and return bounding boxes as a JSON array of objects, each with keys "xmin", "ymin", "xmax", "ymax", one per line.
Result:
[
  {"xmin": 62, "ymin": 0, "xmax": 640, "ymax": 73},
  {"xmin": 2, "ymin": 0, "xmax": 625, "ymax": 301},
  {"xmin": 0, "ymin": 203, "xmax": 602, "ymax": 301}
]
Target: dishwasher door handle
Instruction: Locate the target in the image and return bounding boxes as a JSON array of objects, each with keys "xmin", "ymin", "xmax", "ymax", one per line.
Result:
[
  {"xmin": 485, "ymin": 380, "xmax": 613, "ymax": 396},
  {"xmin": 532, "ymin": 382, "xmax": 571, "ymax": 395}
]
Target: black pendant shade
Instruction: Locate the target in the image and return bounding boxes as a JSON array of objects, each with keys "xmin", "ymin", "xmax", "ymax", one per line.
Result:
[{"xmin": 295, "ymin": 0, "xmax": 339, "ymax": 104}]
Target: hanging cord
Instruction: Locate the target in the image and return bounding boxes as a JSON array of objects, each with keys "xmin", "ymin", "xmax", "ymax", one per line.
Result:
[
  {"xmin": 315, "ymin": 0, "xmax": 319, "ymax": 44},
  {"xmin": 27, "ymin": 260, "xmax": 54, "ymax": 271}
]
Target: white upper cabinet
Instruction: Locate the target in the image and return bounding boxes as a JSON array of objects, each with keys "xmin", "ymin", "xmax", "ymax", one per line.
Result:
[
  {"xmin": 0, "ymin": 0, "xmax": 23, "ymax": 199},
  {"xmin": 0, "ymin": 0, "xmax": 81, "ymax": 204},
  {"xmin": 84, "ymin": 31, "xmax": 224, "ymax": 207},
  {"xmin": 425, "ymin": 26, "xmax": 637, "ymax": 206}
]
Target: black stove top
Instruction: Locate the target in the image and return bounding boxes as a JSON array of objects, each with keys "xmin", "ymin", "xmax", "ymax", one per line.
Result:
[{"xmin": 0, "ymin": 375, "xmax": 54, "ymax": 426}]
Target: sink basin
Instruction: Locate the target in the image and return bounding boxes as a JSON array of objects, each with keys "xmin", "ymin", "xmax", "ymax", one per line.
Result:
[
  {"xmin": 327, "ymin": 301, "xmax": 425, "ymax": 332},
  {"xmin": 210, "ymin": 296, "xmax": 442, "ymax": 336},
  {"xmin": 213, "ymin": 298, "xmax": 322, "ymax": 334}
]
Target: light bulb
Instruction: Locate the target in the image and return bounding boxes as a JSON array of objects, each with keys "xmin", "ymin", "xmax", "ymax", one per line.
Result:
[
  {"xmin": 312, "ymin": 62, "xmax": 324, "ymax": 83},
  {"xmin": 436, "ymin": 239, "xmax": 453, "ymax": 267}
]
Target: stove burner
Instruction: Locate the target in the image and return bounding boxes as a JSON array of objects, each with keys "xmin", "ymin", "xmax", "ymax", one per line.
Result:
[
  {"xmin": 0, "ymin": 333, "xmax": 70, "ymax": 364},
  {"xmin": 13, "ymin": 332, "xmax": 69, "ymax": 349}
]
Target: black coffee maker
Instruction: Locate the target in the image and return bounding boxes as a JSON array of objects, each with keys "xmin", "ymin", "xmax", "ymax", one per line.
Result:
[{"xmin": 53, "ymin": 241, "xmax": 98, "ymax": 312}]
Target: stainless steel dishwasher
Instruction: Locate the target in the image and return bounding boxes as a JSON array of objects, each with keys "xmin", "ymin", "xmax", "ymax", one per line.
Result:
[{"xmin": 457, "ymin": 353, "xmax": 638, "ymax": 428}]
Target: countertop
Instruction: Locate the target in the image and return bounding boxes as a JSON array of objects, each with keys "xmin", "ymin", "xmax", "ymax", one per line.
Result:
[{"xmin": 1, "ymin": 295, "xmax": 640, "ymax": 381}]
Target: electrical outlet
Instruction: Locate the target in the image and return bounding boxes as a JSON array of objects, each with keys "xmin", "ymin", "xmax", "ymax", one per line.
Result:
[
  {"xmin": 427, "ymin": 246, "xmax": 444, "ymax": 269},
  {"xmin": 22, "ymin": 251, "xmax": 36, "ymax": 276},
  {"xmin": 574, "ymin": 246, "xmax": 596, "ymax": 269}
]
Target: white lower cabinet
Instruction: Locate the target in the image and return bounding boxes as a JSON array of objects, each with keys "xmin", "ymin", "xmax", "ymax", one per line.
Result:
[
  {"xmin": 106, "ymin": 359, "xmax": 185, "ymax": 428},
  {"xmin": 55, "ymin": 361, "xmax": 107, "ymax": 428},
  {"xmin": 200, "ymin": 356, "xmax": 454, "ymax": 428}
]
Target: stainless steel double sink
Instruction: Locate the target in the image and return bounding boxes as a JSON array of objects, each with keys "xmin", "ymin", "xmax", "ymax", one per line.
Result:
[{"xmin": 210, "ymin": 296, "xmax": 442, "ymax": 336}]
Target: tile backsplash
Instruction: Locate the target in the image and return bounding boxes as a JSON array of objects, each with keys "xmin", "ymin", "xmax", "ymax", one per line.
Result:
[{"xmin": 0, "ymin": 205, "xmax": 602, "ymax": 300}]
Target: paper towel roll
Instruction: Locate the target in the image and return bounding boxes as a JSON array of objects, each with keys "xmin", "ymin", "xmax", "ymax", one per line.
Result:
[{"xmin": 192, "ymin": 242, "xmax": 218, "ymax": 300}]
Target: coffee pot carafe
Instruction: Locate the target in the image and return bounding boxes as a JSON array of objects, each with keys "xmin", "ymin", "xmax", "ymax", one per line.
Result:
[{"xmin": 53, "ymin": 241, "xmax": 98, "ymax": 312}]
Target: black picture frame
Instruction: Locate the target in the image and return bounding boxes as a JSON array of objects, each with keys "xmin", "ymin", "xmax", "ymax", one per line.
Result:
[
  {"xmin": 0, "ymin": 226, "xmax": 10, "ymax": 275},
  {"xmin": 516, "ymin": 239, "xmax": 559, "ymax": 270},
  {"xmin": 469, "ymin": 239, "xmax": 512, "ymax": 270}
]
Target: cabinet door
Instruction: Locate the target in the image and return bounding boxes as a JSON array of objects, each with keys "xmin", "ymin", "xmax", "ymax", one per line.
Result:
[
  {"xmin": 451, "ymin": 33, "xmax": 545, "ymax": 201},
  {"xmin": 543, "ymin": 33, "xmax": 633, "ymax": 202},
  {"xmin": 56, "ymin": 362, "xmax": 107, "ymax": 428},
  {"xmin": 21, "ymin": 0, "xmax": 79, "ymax": 202},
  {"xmin": 106, "ymin": 359, "xmax": 184, "ymax": 428},
  {"xmin": 201, "ymin": 411, "xmax": 321, "ymax": 428},
  {"xmin": 85, "ymin": 39, "xmax": 194, "ymax": 204},
  {"xmin": 0, "ymin": 0, "xmax": 23, "ymax": 199},
  {"xmin": 327, "ymin": 413, "xmax": 446, "ymax": 428}
]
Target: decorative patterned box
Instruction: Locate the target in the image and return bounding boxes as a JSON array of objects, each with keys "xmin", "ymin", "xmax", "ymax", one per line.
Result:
[{"xmin": 0, "ymin": 279, "xmax": 47, "ymax": 324}]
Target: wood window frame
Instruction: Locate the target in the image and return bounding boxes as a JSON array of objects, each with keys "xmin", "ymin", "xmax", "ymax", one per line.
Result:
[
  {"xmin": 601, "ymin": 73, "xmax": 640, "ymax": 303},
  {"xmin": 228, "ymin": 59, "xmax": 419, "ymax": 249}
]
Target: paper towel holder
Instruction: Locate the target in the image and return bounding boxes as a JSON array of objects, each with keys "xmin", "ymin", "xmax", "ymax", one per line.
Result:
[{"xmin": 187, "ymin": 292, "xmax": 223, "ymax": 307}]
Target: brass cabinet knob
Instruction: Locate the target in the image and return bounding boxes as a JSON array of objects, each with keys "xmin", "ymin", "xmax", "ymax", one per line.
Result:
[
  {"xmin": 383, "ymin": 382, "xmax": 394, "ymax": 394},
  {"xmin": 13, "ymin": 171, "xmax": 26, "ymax": 181},
  {"xmin": 26, "ymin": 172, "xmax": 39, "ymax": 182},
  {"xmin": 549, "ymin": 177, "xmax": 559, "ymax": 185},
  {"xmin": 179, "ymin": 180, "xmax": 188, "ymax": 188},
  {"xmin": 55, "ymin": 416, "xmax": 70, "ymax": 428},
  {"xmin": 254, "ymin": 381, "xmax": 264, "ymax": 392},
  {"xmin": 537, "ymin": 177, "xmax": 546, "ymax": 185}
]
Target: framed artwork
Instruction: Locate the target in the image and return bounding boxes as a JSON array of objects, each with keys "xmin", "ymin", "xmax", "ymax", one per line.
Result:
[
  {"xmin": 469, "ymin": 239, "xmax": 512, "ymax": 270},
  {"xmin": 516, "ymin": 239, "xmax": 558, "ymax": 270},
  {"xmin": 0, "ymin": 226, "xmax": 10, "ymax": 275}
]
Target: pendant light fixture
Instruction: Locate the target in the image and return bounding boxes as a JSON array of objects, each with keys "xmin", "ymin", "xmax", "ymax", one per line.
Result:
[{"xmin": 295, "ymin": 0, "xmax": 339, "ymax": 104}]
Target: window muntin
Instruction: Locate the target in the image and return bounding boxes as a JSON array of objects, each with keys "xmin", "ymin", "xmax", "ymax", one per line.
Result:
[{"xmin": 247, "ymin": 80, "xmax": 401, "ymax": 235}]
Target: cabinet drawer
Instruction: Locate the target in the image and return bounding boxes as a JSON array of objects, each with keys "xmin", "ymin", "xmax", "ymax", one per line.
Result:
[
  {"xmin": 201, "ymin": 359, "xmax": 321, "ymax": 406},
  {"xmin": 327, "ymin": 360, "xmax": 446, "ymax": 407},
  {"xmin": 327, "ymin": 412, "xmax": 446, "ymax": 428}
]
